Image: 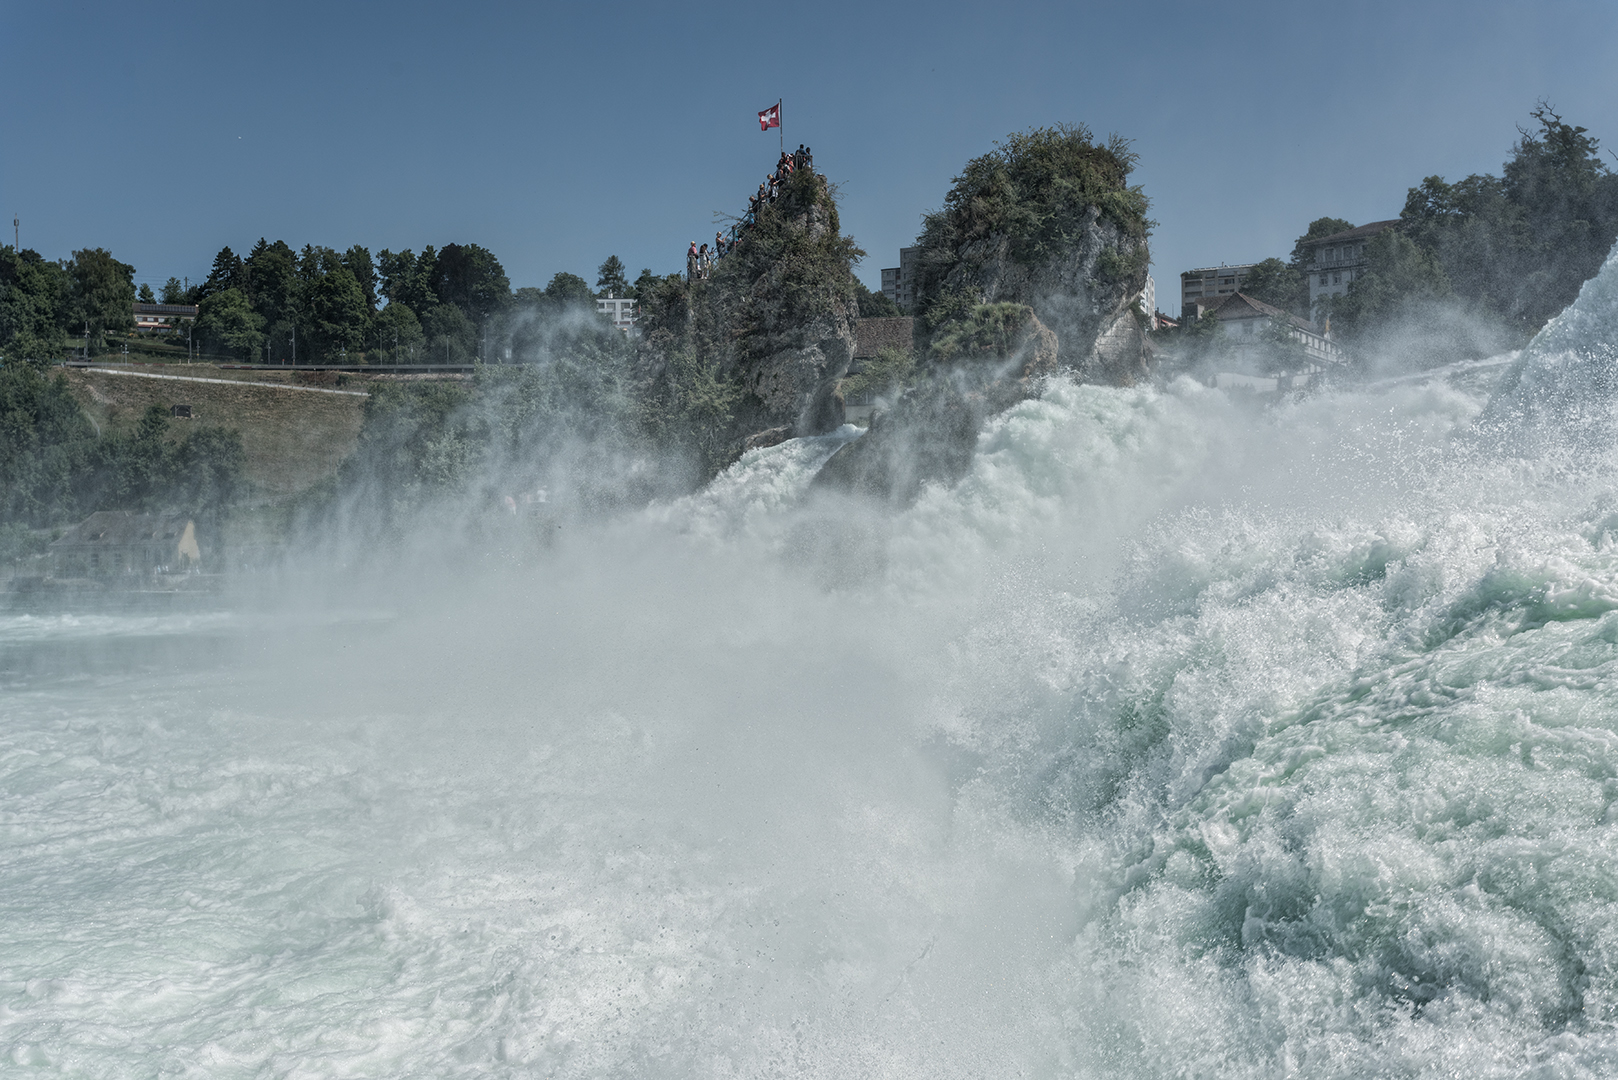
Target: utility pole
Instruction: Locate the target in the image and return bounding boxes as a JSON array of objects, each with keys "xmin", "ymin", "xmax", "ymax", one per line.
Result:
[{"xmin": 12, "ymin": 215, "xmax": 16, "ymax": 251}]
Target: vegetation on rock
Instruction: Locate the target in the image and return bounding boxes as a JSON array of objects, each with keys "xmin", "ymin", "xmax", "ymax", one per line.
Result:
[{"xmin": 906, "ymin": 123, "xmax": 1152, "ymax": 381}]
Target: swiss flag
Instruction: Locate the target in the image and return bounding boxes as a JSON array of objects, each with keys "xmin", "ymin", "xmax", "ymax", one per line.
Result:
[{"xmin": 758, "ymin": 102, "xmax": 780, "ymax": 131}]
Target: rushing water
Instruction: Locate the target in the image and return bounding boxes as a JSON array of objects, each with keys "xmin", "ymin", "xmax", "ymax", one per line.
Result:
[{"xmin": 10, "ymin": 261, "xmax": 1618, "ymax": 1077}]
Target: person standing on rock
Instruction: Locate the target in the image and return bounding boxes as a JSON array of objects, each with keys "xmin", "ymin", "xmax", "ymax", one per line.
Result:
[{"xmin": 687, "ymin": 241, "xmax": 699, "ymax": 281}]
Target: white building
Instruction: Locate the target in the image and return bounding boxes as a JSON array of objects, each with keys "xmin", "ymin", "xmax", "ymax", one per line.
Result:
[
  {"xmin": 1180, "ymin": 263, "xmax": 1255, "ymax": 316},
  {"xmin": 595, "ymin": 294, "xmax": 637, "ymax": 333},
  {"xmin": 1208, "ymin": 291, "xmax": 1343, "ymax": 370},
  {"xmin": 1299, "ymin": 220, "xmax": 1399, "ymax": 319}
]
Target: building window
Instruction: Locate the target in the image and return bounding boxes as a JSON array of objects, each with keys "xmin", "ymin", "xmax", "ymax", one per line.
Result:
[{"xmin": 1332, "ymin": 272, "xmax": 1341, "ymax": 284}]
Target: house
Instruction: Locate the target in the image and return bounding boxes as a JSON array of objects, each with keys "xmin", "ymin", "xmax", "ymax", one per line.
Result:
[
  {"xmin": 595, "ymin": 294, "xmax": 637, "ymax": 333},
  {"xmin": 1298, "ymin": 220, "xmax": 1399, "ymax": 319},
  {"xmin": 1205, "ymin": 292, "xmax": 1343, "ymax": 381},
  {"xmin": 50, "ymin": 511, "xmax": 201, "ymax": 579},
  {"xmin": 133, "ymin": 302, "xmax": 198, "ymax": 333},
  {"xmin": 1181, "ymin": 263, "xmax": 1256, "ymax": 317}
]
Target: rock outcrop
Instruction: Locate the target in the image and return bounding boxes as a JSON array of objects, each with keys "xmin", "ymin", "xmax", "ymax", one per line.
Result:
[
  {"xmin": 813, "ymin": 306, "xmax": 1057, "ymax": 504},
  {"xmin": 908, "ymin": 125, "xmax": 1151, "ymax": 385},
  {"xmin": 814, "ymin": 125, "xmax": 1151, "ymax": 504},
  {"xmin": 634, "ymin": 169, "xmax": 860, "ymax": 474},
  {"xmin": 918, "ymin": 204, "xmax": 1148, "ymax": 385}
]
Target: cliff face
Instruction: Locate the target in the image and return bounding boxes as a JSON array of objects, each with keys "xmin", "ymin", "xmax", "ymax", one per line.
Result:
[
  {"xmin": 924, "ymin": 207, "xmax": 1148, "ymax": 384},
  {"xmin": 635, "ymin": 170, "xmax": 860, "ymax": 471},
  {"xmin": 813, "ymin": 125, "xmax": 1151, "ymax": 505},
  {"xmin": 909, "ymin": 125, "xmax": 1152, "ymax": 385},
  {"xmin": 812, "ymin": 306, "xmax": 1057, "ymax": 504}
]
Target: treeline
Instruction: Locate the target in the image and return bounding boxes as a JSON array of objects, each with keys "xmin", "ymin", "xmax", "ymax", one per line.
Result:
[
  {"xmin": 0, "ymin": 235, "xmax": 666, "ymax": 365},
  {"xmin": 1196, "ymin": 106, "xmax": 1618, "ymax": 361}
]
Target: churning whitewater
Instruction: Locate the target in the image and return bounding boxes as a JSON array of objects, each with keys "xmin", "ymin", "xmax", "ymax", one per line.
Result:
[{"xmin": 11, "ymin": 253, "xmax": 1618, "ymax": 1076}]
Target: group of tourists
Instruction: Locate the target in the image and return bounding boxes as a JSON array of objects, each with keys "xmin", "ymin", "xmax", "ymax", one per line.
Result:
[{"xmin": 686, "ymin": 145, "xmax": 815, "ymax": 281}]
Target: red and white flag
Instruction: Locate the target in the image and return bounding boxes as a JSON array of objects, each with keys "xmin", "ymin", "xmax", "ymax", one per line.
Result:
[{"xmin": 758, "ymin": 102, "xmax": 780, "ymax": 131}]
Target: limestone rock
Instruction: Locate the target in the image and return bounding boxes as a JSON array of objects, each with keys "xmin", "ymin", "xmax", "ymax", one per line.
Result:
[
  {"xmin": 923, "ymin": 205, "xmax": 1147, "ymax": 385},
  {"xmin": 813, "ymin": 309, "xmax": 1057, "ymax": 505}
]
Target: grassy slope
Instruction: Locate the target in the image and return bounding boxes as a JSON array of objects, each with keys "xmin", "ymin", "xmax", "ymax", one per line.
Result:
[{"xmin": 61, "ymin": 367, "xmax": 366, "ymax": 500}]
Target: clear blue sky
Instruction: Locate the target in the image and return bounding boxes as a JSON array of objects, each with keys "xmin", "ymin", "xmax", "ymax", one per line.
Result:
[{"xmin": 4, "ymin": 0, "xmax": 1616, "ymax": 316}]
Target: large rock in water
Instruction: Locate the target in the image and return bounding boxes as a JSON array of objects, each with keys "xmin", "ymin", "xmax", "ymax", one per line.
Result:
[
  {"xmin": 814, "ymin": 125, "xmax": 1150, "ymax": 503},
  {"xmin": 813, "ymin": 308, "xmax": 1058, "ymax": 504},
  {"xmin": 633, "ymin": 169, "xmax": 859, "ymax": 471},
  {"xmin": 921, "ymin": 202, "xmax": 1148, "ymax": 385}
]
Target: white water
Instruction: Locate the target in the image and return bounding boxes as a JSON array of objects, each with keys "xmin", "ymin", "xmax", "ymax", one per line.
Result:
[{"xmin": 9, "ymin": 258, "xmax": 1618, "ymax": 1076}]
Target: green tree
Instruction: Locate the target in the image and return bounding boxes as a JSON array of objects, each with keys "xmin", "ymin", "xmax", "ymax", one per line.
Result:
[
  {"xmin": 299, "ymin": 246, "xmax": 369, "ymax": 362},
  {"xmin": 378, "ymin": 247, "xmax": 439, "ymax": 314},
  {"xmin": 138, "ymin": 283, "xmax": 156, "ymax": 304},
  {"xmin": 422, "ymin": 302, "xmax": 474, "ymax": 364},
  {"xmin": 193, "ymin": 288, "xmax": 266, "ymax": 359},
  {"xmin": 543, "ymin": 272, "xmax": 595, "ymax": 309},
  {"xmin": 160, "ymin": 277, "xmax": 186, "ymax": 304},
  {"xmin": 1289, "ymin": 218, "xmax": 1356, "ymax": 267},
  {"xmin": 431, "ymin": 243, "xmax": 509, "ymax": 346},
  {"xmin": 1329, "ymin": 230, "xmax": 1452, "ymax": 342},
  {"xmin": 596, "ymin": 255, "xmax": 629, "ymax": 297},
  {"xmin": 0, "ymin": 247, "xmax": 70, "ymax": 364},
  {"xmin": 195, "ymin": 246, "xmax": 245, "ymax": 305},
  {"xmin": 64, "ymin": 248, "xmax": 136, "ymax": 355},
  {"xmin": 632, "ymin": 268, "xmax": 658, "ymax": 299},
  {"xmin": 0, "ymin": 364, "xmax": 96, "ymax": 524},
  {"xmin": 1239, "ymin": 256, "xmax": 1307, "ymax": 315},
  {"xmin": 372, "ymin": 302, "xmax": 425, "ymax": 362},
  {"xmin": 342, "ymin": 245, "xmax": 379, "ymax": 310}
]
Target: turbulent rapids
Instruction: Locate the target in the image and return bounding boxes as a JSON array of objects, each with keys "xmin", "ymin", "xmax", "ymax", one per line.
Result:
[{"xmin": 12, "ymin": 253, "xmax": 1618, "ymax": 1076}]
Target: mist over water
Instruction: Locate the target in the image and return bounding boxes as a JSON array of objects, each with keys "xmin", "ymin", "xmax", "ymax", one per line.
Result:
[{"xmin": 12, "ymin": 256, "xmax": 1618, "ymax": 1075}]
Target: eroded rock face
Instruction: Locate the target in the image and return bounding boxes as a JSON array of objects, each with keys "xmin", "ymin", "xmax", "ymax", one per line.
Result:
[
  {"xmin": 636, "ymin": 172, "xmax": 858, "ymax": 465},
  {"xmin": 926, "ymin": 205, "xmax": 1147, "ymax": 385},
  {"xmin": 812, "ymin": 310, "xmax": 1058, "ymax": 505},
  {"xmin": 731, "ymin": 242, "xmax": 856, "ymax": 439}
]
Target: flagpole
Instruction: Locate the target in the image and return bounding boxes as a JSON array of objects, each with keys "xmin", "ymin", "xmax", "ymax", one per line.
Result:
[{"xmin": 779, "ymin": 99, "xmax": 783, "ymax": 154}]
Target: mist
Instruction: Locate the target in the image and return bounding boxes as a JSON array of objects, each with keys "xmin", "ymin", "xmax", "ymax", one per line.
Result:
[{"xmin": 11, "ymin": 245, "xmax": 1618, "ymax": 1075}]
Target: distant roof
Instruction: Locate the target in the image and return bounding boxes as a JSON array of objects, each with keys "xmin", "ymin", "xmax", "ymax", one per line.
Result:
[
  {"xmin": 1302, "ymin": 220, "xmax": 1400, "ymax": 247},
  {"xmin": 52, "ymin": 510, "xmax": 193, "ymax": 547},
  {"xmin": 1210, "ymin": 292, "xmax": 1320, "ymax": 335},
  {"xmin": 853, "ymin": 317, "xmax": 913, "ymax": 357},
  {"xmin": 134, "ymin": 303, "xmax": 198, "ymax": 316},
  {"xmin": 1181, "ymin": 263, "xmax": 1258, "ymax": 277}
]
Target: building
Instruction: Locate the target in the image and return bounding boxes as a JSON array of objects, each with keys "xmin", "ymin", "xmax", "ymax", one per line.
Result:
[
  {"xmin": 880, "ymin": 246, "xmax": 921, "ymax": 313},
  {"xmin": 133, "ymin": 302, "xmax": 198, "ymax": 333},
  {"xmin": 595, "ymin": 294, "xmax": 637, "ymax": 333},
  {"xmin": 1180, "ymin": 264, "xmax": 1256, "ymax": 316},
  {"xmin": 50, "ymin": 511, "xmax": 201, "ymax": 579},
  {"xmin": 1299, "ymin": 220, "xmax": 1399, "ymax": 318},
  {"xmin": 1206, "ymin": 291, "xmax": 1343, "ymax": 371}
]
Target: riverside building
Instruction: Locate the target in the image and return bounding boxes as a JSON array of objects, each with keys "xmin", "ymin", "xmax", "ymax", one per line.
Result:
[
  {"xmin": 1180, "ymin": 264, "xmax": 1255, "ymax": 317},
  {"xmin": 1298, "ymin": 220, "xmax": 1399, "ymax": 319}
]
